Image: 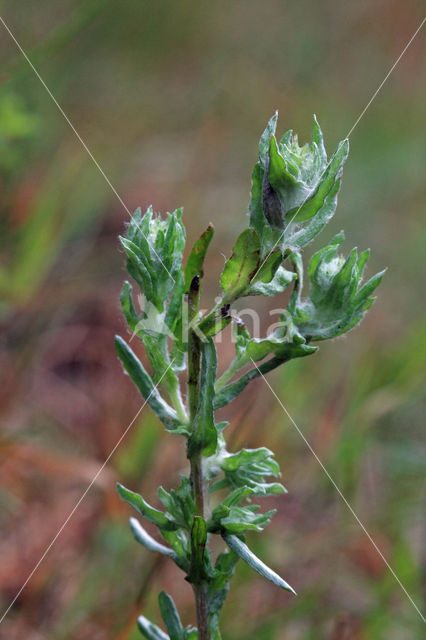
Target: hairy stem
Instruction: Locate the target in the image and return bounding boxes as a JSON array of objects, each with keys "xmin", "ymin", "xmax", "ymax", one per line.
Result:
[
  {"xmin": 187, "ymin": 277, "xmax": 210, "ymax": 640},
  {"xmin": 188, "ymin": 333, "xmax": 210, "ymax": 639},
  {"xmin": 214, "ymin": 357, "xmax": 243, "ymax": 391}
]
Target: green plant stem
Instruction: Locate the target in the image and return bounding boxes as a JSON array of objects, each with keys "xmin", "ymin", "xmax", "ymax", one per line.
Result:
[
  {"xmin": 187, "ymin": 278, "xmax": 211, "ymax": 640},
  {"xmin": 188, "ymin": 332, "xmax": 210, "ymax": 640},
  {"xmin": 215, "ymin": 357, "xmax": 243, "ymax": 391}
]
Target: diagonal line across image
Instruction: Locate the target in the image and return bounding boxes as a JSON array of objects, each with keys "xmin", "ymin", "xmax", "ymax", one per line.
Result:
[
  {"xmin": 248, "ymin": 16, "xmax": 425, "ymax": 285},
  {"xmin": 0, "ymin": 15, "xmax": 176, "ymax": 284},
  {"xmin": 0, "ymin": 361, "xmax": 175, "ymax": 625},
  {"xmin": 250, "ymin": 359, "xmax": 426, "ymax": 623}
]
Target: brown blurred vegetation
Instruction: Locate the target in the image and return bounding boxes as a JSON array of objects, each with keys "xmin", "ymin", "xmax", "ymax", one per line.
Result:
[{"xmin": 0, "ymin": 1, "xmax": 425, "ymax": 639}]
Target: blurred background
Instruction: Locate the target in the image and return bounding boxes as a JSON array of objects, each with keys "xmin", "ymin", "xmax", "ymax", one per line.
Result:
[{"xmin": 0, "ymin": 1, "xmax": 425, "ymax": 639}]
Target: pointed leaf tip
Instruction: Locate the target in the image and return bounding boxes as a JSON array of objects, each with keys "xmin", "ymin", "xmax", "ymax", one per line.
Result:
[{"xmin": 223, "ymin": 533, "xmax": 297, "ymax": 595}]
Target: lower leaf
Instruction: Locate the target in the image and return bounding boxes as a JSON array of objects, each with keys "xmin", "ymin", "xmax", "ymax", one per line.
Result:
[
  {"xmin": 158, "ymin": 591, "xmax": 186, "ymax": 640},
  {"xmin": 138, "ymin": 615, "xmax": 170, "ymax": 640},
  {"xmin": 223, "ymin": 533, "xmax": 296, "ymax": 595}
]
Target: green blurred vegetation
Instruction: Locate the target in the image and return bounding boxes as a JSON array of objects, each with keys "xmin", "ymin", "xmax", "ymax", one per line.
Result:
[{"xmin": 0, "ymin": 1, "xmax": 424, "ymax": 639}]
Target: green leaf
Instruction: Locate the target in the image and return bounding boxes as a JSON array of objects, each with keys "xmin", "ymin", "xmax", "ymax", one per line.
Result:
[
  {"xmin": 191, "ymin": 515, "xmax": 207, "ymax": 554},
  {"xmin": 247, "ymin": 250, "xmax": 281, "ymax": 285},
  {"xmin": 308, "ymin": 230, "xmax": 345, "ymax": 285},
  {"xmin": 207, "ymin": 549, "xmax": 239, "ymax": 636},
  {"xmin": 215, "ymin": 548, "xmax": 239, "ymax": 577},
  {"xmin": 246, "ymin": 337, "xmax": 316, "ymax": 363},
  {"xmin": 165, "ymin": 269, "xmax": 186, "ymax": 343},
  {"xmin": 115, "ymin": 335, "xmax": 180, "ymax": 430},
  {"xmin": 160, "ymin": 529, "xmax": 190, "ymax": 569},
  {"xmin": 288, "ymin": 178, "xmax": 341, "ymax": 249},
  {"xmin": 289, "ymin": 178, "xmax": 341, "ymax": 249},
  {"xmin": 293, "ymin": 234, "xmax": 385, "ymax": 341},
  {"xmin": 158, "ymin": 591, "xmax": 185, "ymax": 640},
  {"xmin": 248, "ymin": 161, "xmax": 283, "ymax": 257},
  {"xmin": 258, "ymin": 111, "xmax": 278, "ymax": 167},
  {"xmin": 189, "ymin": 515, "xmax": 209, "ymax": 583},
  {"xmin": 130, "ymin": 518, "xmax": 189, "ymax": 573},
  {"xmin": 264, "ymin": 116, "xmax": 336, "ymax": 221},
  {"xmin": 353, "ymin": 269, "xmax": 387, "ymax": 306},
  {"xmin": 287, "ymin": 139, "xmax": 349, "ymax": 224},
  {"xmin": 246, "ymin": 251, "xmax": 296, "ymax": 297},
  {"xmin": 311, "ymin": 114, "xmax": 327, "ymax": 166},
  {"xmin": 248, "ymin": 162, "xmax": 270, "ymax": 249},
  {"xmin": 158, "ymin": 477, "xmax": 196, "ymax": 529},
  {"xmin": 190, "ymin": 338, "xmax": 218, "ymax": 456},
  {"xmin": 139, "ymin": 331, "xmax": 180, "ymax": 393},
  {"xmin": 120, "ymin": 236, "xmax": 157, "ymax": 307},
  {"xmin": 184, "ymin": 223, "xmax": 214, "ymax": 291},
  {"xmin": 215, "ymin": 505, "xmax": 276, "ymax": 534},
  {"xmin": 122, "ymin": 207, "xmax": 186, "ymax": 312},
  {"xmin": 220, "ymin": 229, "xmax": 260, "ymax": 303},
  {"xmin": 117, "ymin": 483, "xmax": 177, "ymax": 531},
  {"xmin": 120, "ymin": 280, "xmax": 140, "ymax": 332},
  {"xmin": 268, "ymin": 135, "xmax": 301, "ymax": 197},
  {"xmin": 223, "ymin": 534, "xmax": 296, "ymax": 594},
  {"xmin": 209, "ymin": 487, "xmax": 276, "ymax": 534},
  {"xmin": 261, "ymin": 144, "xmax": 286, "ymax": 230},
  {"xmin": 130, "ymin": 518, "xmax": 183, "ymax": 568},
  {"xmin": 249, "ymin": 113, "xmax": 348, "ymax": 255},
  {"xmin": 217, "ymin": 447, "xmax": 286, "ymax": 497},
  {"xmin": 138, "ymin": 616, "xmax": 170, "ymax": 640}
]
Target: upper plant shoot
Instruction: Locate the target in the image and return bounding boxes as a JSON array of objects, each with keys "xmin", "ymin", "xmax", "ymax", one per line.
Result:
[{"xmin": 115, "ymin": 113, "xmax": 385, "ymax": 640}]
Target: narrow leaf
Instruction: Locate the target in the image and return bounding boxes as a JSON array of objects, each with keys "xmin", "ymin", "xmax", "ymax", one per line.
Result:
[
  {"xmin": 184, "ymin": 224, "xmax": 214, "ymax": 291},
  {"xmin": 353, "ymin": 269, "xmax": 387, "ymax": 306},
  {"xmin": 115, "ymin": 335, "xmax": 179, "ymax": 430},
  {"xmin": 120, "ymin": 237, "xmax": 155, "ymax": 304},
  {"xmin": 130, "ymin": 517, "xmax": 181, "ymax": 563},
  {"xmin": 190, "ymin": 338, "xmax": 218, "ymax": 456},
  {"xmin": 158, "ymin": 591, "xmax": 185, "ymax": 640},
  {"xmin": 117, "ymin": 483, "xmax": 177, "ymax": 531},
  {"xmin": 165, "ymin": 269, "xmax": 186, "ymax": 339},
  {"xmin": 120, "ymin": 281, "xmax": 139, "ymax": 332},
  {"xmin": 248, "ymin": 162, "xmax": 269, "ymax": 247},
  {"xmin": 223, "ymin": 534, "xmax": 296, "ymax": 594},
  {"xmin": 138, "ymin": 616, "xmax": 170, "ymax": 640},
  {"xmin": 189, "ymin": 516, "xmax": 209, "ymax": 583}
]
